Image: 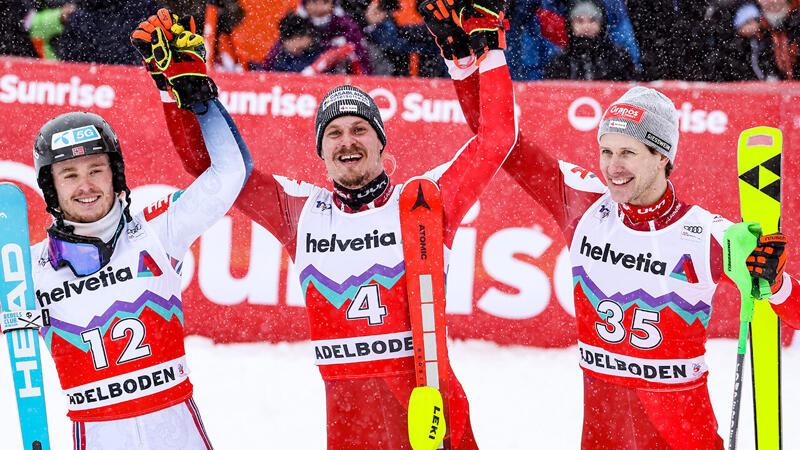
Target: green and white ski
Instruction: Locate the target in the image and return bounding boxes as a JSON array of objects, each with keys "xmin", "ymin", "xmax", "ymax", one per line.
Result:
[{"xmin": 736, "ymin": 126, "xmax": 782, "ymax": 449}]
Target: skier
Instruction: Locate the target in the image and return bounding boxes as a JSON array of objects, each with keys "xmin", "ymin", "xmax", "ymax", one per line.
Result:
[
  {"xmin": 31, "ymin": 19, "xmax": 252, "ymax": 449},
  {"xmin": 136, "ymin": 1, "xmax": 515, "ymax": 447},
  {"xmin": 498, "ymin": 86, "xmax": 800, "ymax": 449}
]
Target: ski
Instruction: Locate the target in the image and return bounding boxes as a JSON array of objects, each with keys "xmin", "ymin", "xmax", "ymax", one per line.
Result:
[
  {"xmin": 400, "ymin": 177, "xmax": 450, "ymax": 450},
  {"xmin": 736, "ymin": 127, "xmax": 782, "ymax": 449},
  {"xmin": 0, "ymin": 182, "xmax": 51, "ymax": 450}
]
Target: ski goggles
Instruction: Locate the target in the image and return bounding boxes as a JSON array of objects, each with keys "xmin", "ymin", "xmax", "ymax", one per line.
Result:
[{"xmin": 47, "ymin": 219, "xmax": 124, "ymax": 277}]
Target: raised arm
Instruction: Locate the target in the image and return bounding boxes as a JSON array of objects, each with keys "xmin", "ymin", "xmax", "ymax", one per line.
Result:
[
  {"xmin": 416, "ymin": 0, "xmax": 519, "ymax": 245},
  {"xmin": 129, "ymin": 10, "xmax": 254, "ymax": 255},
  {"xmin": 502, "ymin": 134, "xmax": 605, "ymax": 240},
  {"xmin": 160, "ymin": 98, "xmax": 305, "ymax": 253},
  {"xmin": 132, "ymin": 9, "xmax": 307, "ymax": 253},
  {"xmin": 434, "ymin": 51, "xmax": 517, "ymax": 245},
  {"xmin": 148, "ymin": 99, "xmax": 253, "ymax": 258},
  {"xmin": 434, "ymin": 1, "xmax": 602, "ymax": 242}
]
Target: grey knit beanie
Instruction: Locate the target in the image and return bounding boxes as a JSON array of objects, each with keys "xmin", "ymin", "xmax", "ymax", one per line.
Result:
[
  {"xmin": 597, "ymin": 86, "xmax": 679, "ymax": 163},
  {"xmin": 314, "ymin": 85, "xmax": 386, "ymax": 158},
  {"xmin": 570, "ymin": 1, "xmax": 603, "ymax": 24}
]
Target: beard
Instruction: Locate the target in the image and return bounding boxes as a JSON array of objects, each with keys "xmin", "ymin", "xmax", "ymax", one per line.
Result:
[
  {"xmin": 335, "ymin": 171, "xmax": 373, "ymax": 189},
  {"xmin": 330, "ymin": 144, "xmax": 378, "ymax": 188}
]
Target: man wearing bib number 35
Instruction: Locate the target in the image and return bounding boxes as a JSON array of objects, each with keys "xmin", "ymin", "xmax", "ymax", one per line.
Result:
[{"xmin": 500, "ymin": 87, "xmax": 800, "ymax": 449}]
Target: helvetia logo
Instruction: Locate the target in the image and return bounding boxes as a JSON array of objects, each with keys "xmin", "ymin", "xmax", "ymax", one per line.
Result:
[
  {"xmin": 579, "ymin": 236, "xmax": 667, "ymax": 275},
  {"xmin": 305, "ymin": 230, "xmax": 397, "ymax": 253},
  {"xmin": 36, "ymin": 266, "xmax": 133, "ymax": 307}
]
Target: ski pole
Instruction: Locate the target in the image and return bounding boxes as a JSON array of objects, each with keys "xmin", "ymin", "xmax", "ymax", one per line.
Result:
[{"xmin": 722, "ymin": 222, "xmax": 762, "ymax": 450}]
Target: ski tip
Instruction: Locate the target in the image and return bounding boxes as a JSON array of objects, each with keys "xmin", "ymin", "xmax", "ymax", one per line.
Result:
[
  {"xmin": 738, "ymin": 127, "xmax": 782, "ymax": 150},
  {"xmin": 0, "ymin": 181, "xmax": 25, "ymax": 194}
]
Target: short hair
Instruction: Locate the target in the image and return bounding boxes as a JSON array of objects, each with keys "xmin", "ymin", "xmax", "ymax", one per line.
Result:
[
  {"xmin": 279, "ymin": 13, "xmax": 313, "ymax": 42},
  {"xmin": 647, "ymin": 146, "xmax": 674, "ymax": 178}
]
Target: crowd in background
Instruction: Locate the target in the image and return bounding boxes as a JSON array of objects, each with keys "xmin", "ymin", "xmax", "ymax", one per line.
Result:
[{"xmin": 2, "ymin": 0, "xmax": 800, "ymax": 81}]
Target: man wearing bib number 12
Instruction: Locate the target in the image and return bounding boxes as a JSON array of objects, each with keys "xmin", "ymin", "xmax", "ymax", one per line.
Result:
[{"xmin": 29, "ymin": 14, "xmax": 252, "ymax": 448}]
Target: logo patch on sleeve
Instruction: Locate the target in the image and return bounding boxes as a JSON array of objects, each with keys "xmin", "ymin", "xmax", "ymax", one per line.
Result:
[
  {"xmin": 144, "ymin": 195, "xmax": 171, "ymax": 221},
  {"xmin": 143, "ymin": 189, "xmax": 184, "ymax": 222},
  {"xmin": 559, "ymin": 161, "xmax": 606, "ymax": 194}
]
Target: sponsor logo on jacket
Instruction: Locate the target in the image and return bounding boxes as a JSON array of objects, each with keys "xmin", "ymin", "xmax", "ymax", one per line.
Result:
[
  {"xmin": 578, "ymin": 236, "xmax": 668, "ymax": 275},
  {"xmin": 305, "ymin": 230, "xmax": 397, "ymax": 253},
  {"xmin": 680, "ymin": 224, "xmax": 704, "ymax": 243},
  {"xmin": 36, "ymin": 266, "xmax": 134, "ymax": 307}
]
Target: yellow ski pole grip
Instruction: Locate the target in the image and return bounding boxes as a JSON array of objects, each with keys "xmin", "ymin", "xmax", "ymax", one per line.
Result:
[{"xmin": 408, "ymin": 386, "xmax": 446, "ymax": 450}]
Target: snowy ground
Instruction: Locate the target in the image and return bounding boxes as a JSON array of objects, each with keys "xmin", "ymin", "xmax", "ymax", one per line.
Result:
[{"xmin": 1, "ymin": 337, "xmax": 797, "ymax": 449}]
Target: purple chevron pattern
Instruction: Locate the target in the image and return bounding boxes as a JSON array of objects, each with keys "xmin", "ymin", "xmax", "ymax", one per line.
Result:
[
  {"xmin": 573, "ymin": 266, "xmax": 711, "ymax": 315},
  {"xmin": 298, "ymin": 261, "xmax": 405, "ymax": 294},
  {"xmin": 41, "ymin": 290, "xmax": 182, "ymax": 336}
]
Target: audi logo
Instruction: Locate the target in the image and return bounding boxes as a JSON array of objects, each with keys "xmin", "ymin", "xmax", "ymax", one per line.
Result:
[{"xmin": 683, "ymin": 226, "xmax": 703, "ymax": 234}]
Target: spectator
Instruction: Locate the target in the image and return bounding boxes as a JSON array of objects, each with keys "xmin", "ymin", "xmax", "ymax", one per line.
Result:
[
  {"xmin": 260, "ymin": 0, "xmax": 373, "ymax": 75},
  {"xmin": 543, "ymin": 0, "xmax": 641, "ymax": 69},
  {"xmin": 756, "ymin": 0, "xmax": 800, "ymax": 79},
  {"xmin": 339, "ymin": 0, "xmax": 372, "ymax": 29},
  {"xmin": 52, "ymin": 0, "xmax": 160, "ymax": 65},
  {"xmin": 29, "ymin": 2, "xmax": 77, "ymax": 60},
  {"xmin": 0, "ymin": 0, "xmax": 38, "ymax": 57},
  {"xmin": 543, "ymin": 0, "xmax": 636, "ymax": 80},
  {"xmin": 254, "ymin": 11, "xmax": 368, "ymax": 75},
  {"xmin": 626, "ymin": 1, "xmax": 712, "ymax": 81},
  {"xmin": 709, "ymin": 2, "xmax": 782, "ymax": 80},
  {"xmin": 258, "ymin": 13, "xmax": 325, "ymax": 73},
  {"xmin": 362, "ymin": 0, "xmax": 444, "ymax": 76},
  {"xmin": 505, "ymin": 0, "xmax": 565, "ymax": 80}
]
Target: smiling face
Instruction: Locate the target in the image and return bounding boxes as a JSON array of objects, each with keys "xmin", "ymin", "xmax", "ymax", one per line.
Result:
[
  {"xmin": 51, "ymin": 153, "xmax": 116, "ymax": 223},
  {"xmin": 320, "ymin": 115, "xmax": 384, "ymax": 189},
  {"xmin": 599, "ymin": 133, "xmax": 669, "ymax": 206}
]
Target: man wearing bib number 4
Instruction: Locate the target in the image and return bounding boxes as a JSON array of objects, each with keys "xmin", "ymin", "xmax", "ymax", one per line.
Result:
[
  {"xmin": 143, "ymin": 0, "xmax": 516, "ymax": 446},
  {"xmin": 499, "ymin": 87, "xmax": 800, "ymax": 448},
  {"xmin": 30, "ymin": 18, "xmax": 252, "ymax": 449}
]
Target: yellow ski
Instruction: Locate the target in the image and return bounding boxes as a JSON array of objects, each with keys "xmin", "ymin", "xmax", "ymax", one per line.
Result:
[{"xmin": 737, "ymin": 127, "xmax": 782, "ymax": 449}]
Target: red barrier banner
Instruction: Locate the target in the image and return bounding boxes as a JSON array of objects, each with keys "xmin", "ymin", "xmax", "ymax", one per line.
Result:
[{"xmin": 1, "ymin": 57, "xmax": 798, "ymax": 346}]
